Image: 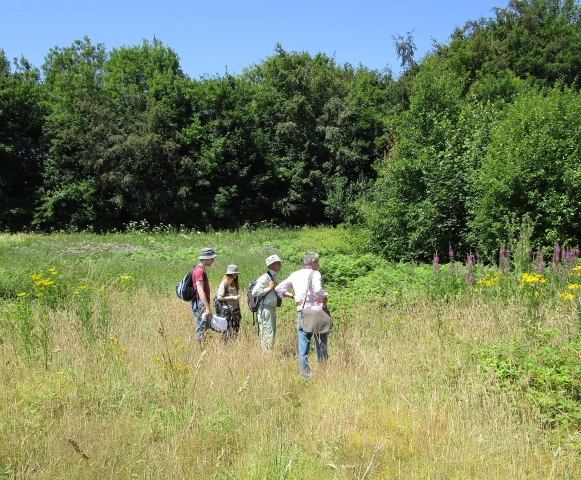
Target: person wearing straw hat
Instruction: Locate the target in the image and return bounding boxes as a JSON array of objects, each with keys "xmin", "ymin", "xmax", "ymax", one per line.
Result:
[
  {"xmin": 215, "ymin": 264, "xmax": 242, "ymax": 341},
  {"xmin": 251, "ymin": 254, "xmax": 284, "ymax": 350},
  {"xmin": 192, "ymin": 247, "xmax": 217, "ymax": 341}
]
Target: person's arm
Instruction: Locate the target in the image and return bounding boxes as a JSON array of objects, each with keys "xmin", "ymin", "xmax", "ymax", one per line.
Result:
[
  {"xmin": 312, "ymin": 271, "xmax": 328, "ymax": 305},
  {"xmin": 252, "ymin": 274, "xmax": 272, "ymax": 298},
  {"xmin": 196, "ymin": 279, "xmax": 213, "ymax": 319},
  {"xmin": 217, "ymin": 281, "xmax": 240, "ymax": 302},
  {"xmin": 216, "ymin": 281, "xmax": 227, "ymax": 302},
  {"xmin": 275, "ymin": 275, "xmax": 295, "ymax": 299}
]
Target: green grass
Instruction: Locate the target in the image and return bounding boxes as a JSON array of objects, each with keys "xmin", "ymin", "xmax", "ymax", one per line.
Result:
[{"xmin": 1, "ymin": 227, "xmax": 581, "ymax": 479}]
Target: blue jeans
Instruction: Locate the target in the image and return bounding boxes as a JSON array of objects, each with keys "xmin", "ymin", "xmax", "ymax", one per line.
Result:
[
  {"xmin": 192, "ymin": 300, "xmax": 209, "ymax": 340},
  {"xmin": 297, "ymin": 311, "xmax": 328, "ymax": 375}
]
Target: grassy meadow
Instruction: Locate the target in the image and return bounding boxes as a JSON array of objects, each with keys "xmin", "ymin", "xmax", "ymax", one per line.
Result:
[{"xmin": 1, "ymin": 227, "xmax": 581, "ymax": 479}]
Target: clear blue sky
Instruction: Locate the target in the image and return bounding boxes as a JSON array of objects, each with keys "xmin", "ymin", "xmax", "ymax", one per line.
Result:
[{"xmin": 2, "ymin": 0, "xmax": 503, "ymax": 79}]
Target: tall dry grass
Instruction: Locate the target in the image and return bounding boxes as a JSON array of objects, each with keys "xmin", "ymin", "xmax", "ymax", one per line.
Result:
[{"xmin": 2, "ymin": 284, "xmax": 580, "ymax": 479}]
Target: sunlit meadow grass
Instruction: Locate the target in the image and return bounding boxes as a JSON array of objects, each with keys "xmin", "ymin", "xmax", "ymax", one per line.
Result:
[{"xmin": 1, "ymin": 229, "xmax": 581, "ymax": 479}]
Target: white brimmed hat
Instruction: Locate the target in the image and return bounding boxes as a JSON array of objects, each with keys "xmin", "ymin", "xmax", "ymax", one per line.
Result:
[
  {"xmin": 226, "ymin": 264, "xmax": 239, "ymax": 274},
  {"xmin": 265, "ymin": 254, "xmax": 282, "ymax": 267}
]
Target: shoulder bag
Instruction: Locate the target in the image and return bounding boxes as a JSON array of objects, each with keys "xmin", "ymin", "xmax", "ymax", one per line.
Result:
[{"xmin": 300, "ymin": 270, "xmax": 333, "ymax": 334}]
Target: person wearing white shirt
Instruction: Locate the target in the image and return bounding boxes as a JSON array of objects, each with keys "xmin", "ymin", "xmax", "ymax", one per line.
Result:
[{"xmin": 276, "ymin": 252, "xmax": 329, "ymax": 380}]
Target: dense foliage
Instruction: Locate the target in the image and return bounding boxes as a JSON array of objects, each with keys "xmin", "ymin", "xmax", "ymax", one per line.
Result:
[
  {"xmin": 365, "ymin": 0, "xmax": 581, "ymax": 261},
  {"xmin": 1, "ymin": 0, "xmax": 581, "ymax": 261}
]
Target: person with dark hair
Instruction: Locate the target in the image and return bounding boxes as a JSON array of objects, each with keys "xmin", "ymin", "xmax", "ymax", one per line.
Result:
[
  {"xmin": 276, "ymin": 252, "xmax": 329, "ymax": 380},
  {"xmin": 192, "ymin": 247, "xmax": 217, "ymax": 341},
  {"xmin": 215, "ymin": 264, "xmax": 242, "ymax": 341}
]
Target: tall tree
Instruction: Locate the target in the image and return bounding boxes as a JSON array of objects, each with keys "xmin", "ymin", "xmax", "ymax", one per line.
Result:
[
  {"xmin": 37, "ymin": 38, "xmax": 192, "ymax": 231},
  {"xmin": 0, "ymin": 52, "xmax": 47, "ymax": 231},
  {"xmin": 246, "ymin": 45, "xmax": 388, "ymax": 225},
  {"xmin": 35, "ymin": 37, "xmax": 108, "ymax": 230},
  {"xmin": 468, "ymin": 84, "xmax": 581, "ymax": 253}
]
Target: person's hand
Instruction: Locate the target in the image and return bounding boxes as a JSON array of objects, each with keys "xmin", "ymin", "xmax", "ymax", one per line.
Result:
[
  {"xmin": 268, "ymin": 281, "xmax": 275, "ymax": 290},
  {"xmin": 205, "ymin": 307, "xmax": 213, "ymax": 319}
]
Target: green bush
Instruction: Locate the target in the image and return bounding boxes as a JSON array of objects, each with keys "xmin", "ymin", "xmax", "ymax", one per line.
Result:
[
  {"xmin": 468, "ymin": 84, "xmax": 581, "ymax": 255},
  {"xmin": 477, "ymin": 330, "xmax": 581, "ymax": 428}
]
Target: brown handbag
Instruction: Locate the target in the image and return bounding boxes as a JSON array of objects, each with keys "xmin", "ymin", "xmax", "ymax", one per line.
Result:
[{"xmin": 300, "ymin": 271, "xmax": 333, "ymax": 334}]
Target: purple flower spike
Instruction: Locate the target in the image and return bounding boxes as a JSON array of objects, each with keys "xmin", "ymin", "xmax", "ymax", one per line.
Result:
[
  {"xmin": 499, "ymin": 245, "xmax": 509, "ymax": 274},
  {"xmin": 448, "ymin": 243, "xmax": 455, "ymax": 262},
  {"xmin": 535, "ymin": 249, "xmax": 545, "ymax": 273},
  {"xmin": 467, "ymin": 251, "xmax": 475, "ymax": 268},
  {"xmin": 433, "ymin": 252, "xmax": 440, "ymax": 276}
]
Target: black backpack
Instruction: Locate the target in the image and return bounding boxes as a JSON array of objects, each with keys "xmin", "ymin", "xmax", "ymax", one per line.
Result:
[
  {"xmin": 176, "ymin": 265, "xmax": 203, "ymax": 301},
  {"xmin": 247, "ymin": 271, "xmax": 275, "ymax": 313},
  {"xmin": 247, "ymin": 278, "xmax": 261, "ymax": 313},
  {"xmin": 213, "ymin": 282, "xmax": 229, "ymax": 315}
]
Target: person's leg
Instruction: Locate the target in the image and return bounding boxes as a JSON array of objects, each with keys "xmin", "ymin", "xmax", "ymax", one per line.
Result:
[
  {"xmin": 225, "ymin": 308, "xmax": 241, "ymax": 341},
  {"xmin": 258, "ymin": 306, "xmax": 276, "ymax": 350},
  {"xmin": 221, "ymin": 312, "xmax": 232, "ymax": 342},
  {"xmin": 297, "ymin": 313, "xmax": 313, "ymax": 379},
  {"xmin": 314, "ymin": 333, "xmax": 328, "ymax": 366},
  {"xmin": 192, "ymin": 300, "xmax": 209, "ymax": 340},
  {"xmin": 230, "ymin": 308, "xmax": 241, "ymax": 335}
]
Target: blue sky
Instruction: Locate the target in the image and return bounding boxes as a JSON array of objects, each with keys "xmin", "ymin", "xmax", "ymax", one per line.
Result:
[{"xmin": 2, "ymin": 0, "xmax": 504, "ymax": 79}]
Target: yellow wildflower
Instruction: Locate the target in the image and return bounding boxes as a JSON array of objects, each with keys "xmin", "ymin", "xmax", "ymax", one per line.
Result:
[
  {"xmin": 476, "ymin": 272, "xmax": 503, "ymax": 287},
  {"xmin": 519, "ymin": 272, "xmax": 546, "ymax": 289},
  {"xmin": 559, "ymin": 292, "xmax": 576, "ymax": 301}
]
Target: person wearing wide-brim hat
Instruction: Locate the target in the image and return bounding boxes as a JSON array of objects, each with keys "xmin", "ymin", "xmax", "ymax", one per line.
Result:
[
  {"xmin": 215, "ymin": 264, "xmax": 242, "ymax": 341},
  {"xmin": 192, "ymin": 248, "xmax": 217, "ymax": 341},
  {"xmin": 251, "ymin": 254, "xmax": 284, "ymax": 350}
]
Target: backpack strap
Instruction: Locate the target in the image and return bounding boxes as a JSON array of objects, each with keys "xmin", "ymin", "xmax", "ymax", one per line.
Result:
[
  {"xmin": 192, "ymin": 264, "xmax": 205, "ymax": 278},
  {"xmin": 192, "ymin": 264, "xmax": 206, "ymax": 301}
]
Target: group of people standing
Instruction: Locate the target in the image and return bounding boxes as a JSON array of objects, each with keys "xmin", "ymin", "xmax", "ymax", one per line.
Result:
[{"xmin": 189, "ymin": 248, "xmax": 329, "ymax": 380}]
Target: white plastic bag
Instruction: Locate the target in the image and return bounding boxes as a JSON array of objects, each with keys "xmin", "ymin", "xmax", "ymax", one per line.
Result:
[{"xmin": 210, "ymin": 314, "xmax": 228, "ymax": 332}]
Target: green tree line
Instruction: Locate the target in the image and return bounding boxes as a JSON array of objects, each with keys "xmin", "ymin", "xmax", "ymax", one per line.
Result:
[{"xmin": 2, "ymin": 0, "xmax": 581, "ymax": 260}]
